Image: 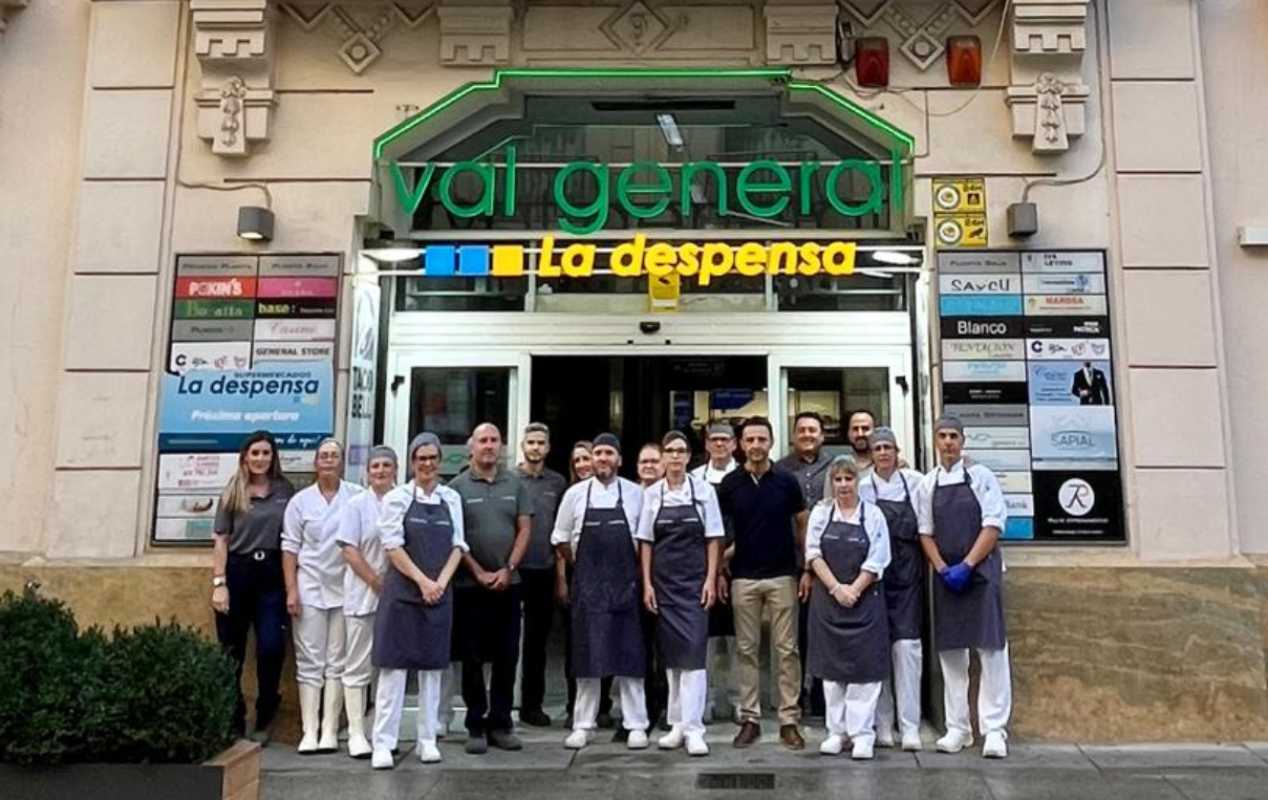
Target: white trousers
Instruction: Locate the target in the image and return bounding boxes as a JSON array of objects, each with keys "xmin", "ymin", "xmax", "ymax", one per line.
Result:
[
  {"xmin": 940, "ymin": 644, "xmax": 1012, "ymax": 737},
  {"xmin": 824, "ymin": 680, "xmax": 882, "ymax": 742},
  {"xmin": 876, "ymin": 638, "xmax": 923, "ymax": 738},
  {"xmin": 706, "ymin": 637, "xmax": 740, "ymax": 717},
  {"xmin": 438, "ymin": 662, "xmax": 456, "ymax": 729},
  {"xmin": 293, "ymin": 606, "xmax": 346, "ymax": 686},
  {"xmin": 373, "ymin": 668, "xmax": 443, "ymax": 751},
  {"xmin": 574, "ymin": 678, "xmax": 648, "ymax": 731},
  {"xmin": 342, "ymin": 613, "xmax": 375, "ymax": 688},
  {"xmin": 665, "ymin": 668, "xmax": 708, "ymax": 738}
]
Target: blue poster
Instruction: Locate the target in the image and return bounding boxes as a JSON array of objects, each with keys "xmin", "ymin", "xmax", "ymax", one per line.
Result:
[
  {"xmin": 1027, "ymin": 360, "xmax": 1113, "ymax": 406},
  {"xmin": 939, "ymin": 294, "xmax": 1023, "ymax": 317},
  {"xmin": 1029, "ymin": 406, "xmax": 1118, "ymax": 461}
]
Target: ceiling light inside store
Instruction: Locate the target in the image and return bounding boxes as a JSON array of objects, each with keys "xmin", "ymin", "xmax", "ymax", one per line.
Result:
[
  {"xmin": 657, "ymin": 113, "xmax": 684, "ymax": 148},
  {"xmin": 871, "ymin": 250, "xmax": 917, "ymax": 266},
  {"xmin": 363, "ymin": 248, "xmax": 421, "ymax": 263}
]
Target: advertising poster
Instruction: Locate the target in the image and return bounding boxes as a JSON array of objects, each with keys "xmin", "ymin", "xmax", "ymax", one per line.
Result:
[
  {"xmin": 1029, "ymin": 406, "xmax": 1118, "ymax": 462},
  {"xmin": 1028, "ymin": 360, "xmax": 1114, "ymax": 406},
  {"xmin": 345, "ymin": 282, "xmax": 380, "ymax": 481},
  {"xmin": 1031, "ymin": 470, "xmax": 1123, "ymax": 539}
]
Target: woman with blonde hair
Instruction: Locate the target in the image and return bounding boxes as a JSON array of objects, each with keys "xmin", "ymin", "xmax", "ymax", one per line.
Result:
[{"xmin": 210, "ymin": 430, "xmax": 294, "ymax": 744}]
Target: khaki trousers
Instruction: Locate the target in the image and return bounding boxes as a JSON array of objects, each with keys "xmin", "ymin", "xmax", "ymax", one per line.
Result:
[{"xmin": 731, "ymin": 576, "xmax": 801, "ymax": 726}]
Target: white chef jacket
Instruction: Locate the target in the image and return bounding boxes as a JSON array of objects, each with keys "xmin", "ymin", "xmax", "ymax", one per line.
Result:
[
  {"xmin": 281, "ymin": 480, "xmax": 362, "ymax": 610},
  {"xmin": 689, "ymin": 458, "xmax": 738, "ymax": 486},
  {"xmin": 330, "ymin": 488, "xmax": 389, "ymax": 617},
  {"xmin": 804, "ymin": 500, "xmax": 891, "ymax": 580},
  {"xmin": 550, "ymin": 476, "xmax": 643, "ymax": 554},
  {"xmin": 915, "ymin": 459, "xmax": 1008, "ymax": 536},
  {"xmin": 375, "ymin": 480, "xmax": 468, "ymax": 552},
  {"xmin": 858, "ymin": 467, "xmax": 927, "ymax": 513},
  {"xmin": 635, "ymin": 474, "xmax": 726, "ymax": 543}
]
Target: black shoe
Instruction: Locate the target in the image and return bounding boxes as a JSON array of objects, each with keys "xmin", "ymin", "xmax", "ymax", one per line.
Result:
[
  {"xmin": 247, "ymin": 726, "xmax": 271, "ymax": 746},
  {"xmin": 613, "ymin": 727, "xmax": 629, "ymax": 743},
  {"xmin": 488, "ymin": 729, "xmax": 523, "ymax": 751},
  {"xmin": 596, "ymin": 711, "xmax": 615, "ymax": 730},
  {"xmin": 657, "ymin": 713, "xmax": 671, "ymax": 732},
  {"xmin": 465, "ymin": 734, "xmax": 488, "ymax": 755},
  {"xmin": 520, "ymin": 708, "xmax": 552, "ymax": 727},
  {"xmin": 563, "ymin": 714, "xmax": 574, "ymax": 729}
]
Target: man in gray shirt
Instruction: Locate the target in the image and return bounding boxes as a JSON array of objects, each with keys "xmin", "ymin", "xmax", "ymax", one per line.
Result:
[{"xmin": 448, "ymin": 422, "xmax": 532, "ymax": 753}]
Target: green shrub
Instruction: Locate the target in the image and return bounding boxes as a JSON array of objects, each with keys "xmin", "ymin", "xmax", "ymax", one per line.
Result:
[{"xmin": 0, "ymin": 585, "xmax": 238, "ymax": 766}]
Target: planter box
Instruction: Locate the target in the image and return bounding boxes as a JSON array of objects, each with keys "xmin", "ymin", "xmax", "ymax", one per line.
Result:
[{"xmin": 0, "ymin": 739, "xmax": 261, "ymax": 800}]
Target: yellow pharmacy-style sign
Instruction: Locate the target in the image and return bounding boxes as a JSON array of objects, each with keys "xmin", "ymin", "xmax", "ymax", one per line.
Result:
[
  {"xmin": 933, "ymin": 177, "xmax": 986, "ymax": 213},
  {"xmin": 934, "ymin": 213, "xmax": 988, "ymax": 249},
  {"xmin": 649, "ymin": 271, "xmax": 681, "ymax": 311}
]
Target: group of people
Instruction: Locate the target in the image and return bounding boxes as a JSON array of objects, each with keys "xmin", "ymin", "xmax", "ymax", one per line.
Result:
[{"xmin": 210, "ymin": 409, "xmax": 1013, "ymax": 768}]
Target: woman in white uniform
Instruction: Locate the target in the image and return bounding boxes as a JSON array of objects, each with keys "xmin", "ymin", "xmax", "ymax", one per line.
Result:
[
  {"xmin": 805, "ymin": 456, "xmax": 891, "ymax": 760},
  {"xmin": 637, "ymin": 431, "xmax": 724, "ymax": 757},
  {"xmin": 370, "ymin": 432, "xmax": 468, "ymax": 768},
  {"xmin": 282, "ymin": 438, "xmax": 361, "ymax": 754},
  {"xmin": 329, "ymin": 445, "xmax": 398, "ymax": 759}
]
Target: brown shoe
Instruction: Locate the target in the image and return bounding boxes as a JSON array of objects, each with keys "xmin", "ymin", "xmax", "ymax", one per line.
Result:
[
  {"xmin": 732, "ymin": 721, "xmax": 761, "ymax": 748},
  {"xmin": 779, "ymin": 724, "xmax": 805, "ymax": 750}
]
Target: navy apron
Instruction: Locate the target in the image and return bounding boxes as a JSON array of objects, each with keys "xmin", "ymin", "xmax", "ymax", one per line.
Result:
[
  {"xmin": 651, "ymin": 478, "xmax": 709, "ymax": 670},
  {"xmin": 929, "ymin": 469, "xmax": 1006, "ymax": 651},
  {"xmin": 570, "ymin": 481, "xmax": 646, "ymax": 679},
  {"xmin": 870, "ymin": 473, "xmax": 924, "ymax": 641},
  {"xmin": 806, "ymin": 503, "xmax": 890, "ymax": 684},
  {"xmin": 372, "ymin": 493, "xmax": 455, "ymax": 670}
]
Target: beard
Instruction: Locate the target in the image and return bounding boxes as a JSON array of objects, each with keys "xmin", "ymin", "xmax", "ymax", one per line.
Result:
[{"xmin": 851, "ymin": 437, "xmax": 869, "ymax": 454}]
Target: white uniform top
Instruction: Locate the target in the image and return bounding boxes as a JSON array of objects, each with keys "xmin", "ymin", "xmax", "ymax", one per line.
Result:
[
  {"xmin": 330, "ymin": 488, "xmax": 389, "ymax": 617},
  {"xmin": 550, "ymin": 476, "xmax": 643, "ymax": 554},
  {"xmin": 915, "ymin": 459, "xmax": 1008, "ymax": 535},
  {"xmin": 804, "ymin": 500, "xmax": 891, "ymax": 579},
  {"xmin": 375, "ymin": 480, "xmax": 468, "ymax": 551},
  {"xmin": 281, "ymin": 480, "xmax": 362, "ymax": 610},
  {"xmin": 858, "ymin": 467, "xmax": 927, "ymax": 512},
  {"xmin": 689, "ymin": 458, "xmax": 738, "ymax": 486},
  {"xmin": 635, "ymin": 474, "xmax": 726, "ymax": 543}
]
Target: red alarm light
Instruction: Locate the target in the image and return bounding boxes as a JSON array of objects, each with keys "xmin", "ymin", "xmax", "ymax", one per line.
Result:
[
  {"xmin": 854, "ymin": 37, "xmax": 890, "ymax": 88},
  {"xmin": 946, "ymin": 35, "xmax": 982, "ymax": 86}
]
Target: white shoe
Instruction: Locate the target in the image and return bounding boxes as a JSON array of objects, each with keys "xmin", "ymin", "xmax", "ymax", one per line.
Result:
[
  {"xmin": 564, "ymin": 729, "xmax": 592, "ymax": 750},
  {"xmin": 626, "ymin": 729, "xmax": 649, "ymax": 750},
  {"xmin": 344, "ymin": 687, "xmax": 372, "ymax": 759},
  {"xmin": 982, "ymin": 731, "xmax": 1008, "ymax": 759},
  {"xmin": 685, "ymin": 733, "xmax": 710, "ymax": 757},
  {"xmin": 851, "ymin": 738, "xmax": 875, "ymax": 760},
  {"xmin": 317, "ymin": 679, "xmax": 343, "ymax": 753},
  {"xmin": 876, "ymin": 728, "xmax": 896, "ymax": 748},
  {"xmin": 819, "ymin": 734, "xmax": 844, "ymax": 755},
  {"xmin": 297, "ymin": 684, "xmax": 321, "ymax": 753},
  {"xmin": 901, "ymin": 732, "xmax": 923, "ymax": 752},
  {"xmin": 658, "ymin": 726, "xmax": 684, "ymax": 750},
  {"xmin": 935, "ymin": 730, "xmax": 973, "ymax": 753},
  {"xmin": 371, "ymin": 748, "xmax": 394, "ymax": 769},
  {"xmin": 418, "ymin": 739, "xmax": 442, "ymax": 763}
]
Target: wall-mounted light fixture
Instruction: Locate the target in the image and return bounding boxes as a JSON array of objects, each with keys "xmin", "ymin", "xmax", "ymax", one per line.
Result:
[
  {"xmin": 237, "ymin": 206, "xmax": 274, "ymax": 241},
  {"xmin": 657, "ymin": 113, "xmax": 684, "ymax": 148}
]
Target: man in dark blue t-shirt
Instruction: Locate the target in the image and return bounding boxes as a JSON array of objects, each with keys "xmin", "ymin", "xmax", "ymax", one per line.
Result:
[{"xmin": 717, "ymin": 416, "xmax": 808, "ymax": 751}]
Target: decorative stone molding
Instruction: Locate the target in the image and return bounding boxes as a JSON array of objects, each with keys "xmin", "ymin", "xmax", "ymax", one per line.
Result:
[
  {"xmin": 438, "ymin": 0, "xmax": 512, "ymax": 66},
  {"xmin": 520, "ymin": 3, "xmax": 755, "ymax": 63},
  {"xmin": 838, "ymin": 1, "xmax": 1001, "ymax": 72},
  {"xmin": 278, "ymin": 2, "xmax": 436, "ymax": 75},
  {"xmin": 191, "ymin": 0, "xmax": 277, "ymax": 157},
  {"xmin": 1, "ymin": 0, "xmax": 29, "ymax": 37},
  {"xmin": 765, "ymin": 2, "xmax": 837, "ymax": 65},
  {"xmin": 1006, "ymin": 0, "xmax": 1089, "ymax": 153}
]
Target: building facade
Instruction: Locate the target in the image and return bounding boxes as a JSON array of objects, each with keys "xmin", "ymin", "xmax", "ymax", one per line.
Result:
[{"xmin": 1, "ymin": 0, "xmax": 1265, "ymax": 740}]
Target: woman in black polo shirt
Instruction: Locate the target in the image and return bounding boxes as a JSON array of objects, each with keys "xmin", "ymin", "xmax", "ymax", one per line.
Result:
[{"xmin": 211, "ymin": 430, "xmax": 295, "ymax": 743}]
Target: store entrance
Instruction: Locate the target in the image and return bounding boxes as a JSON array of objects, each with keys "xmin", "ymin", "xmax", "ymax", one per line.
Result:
[{"xmin": 530, "ymin": 355, "xmax": 767, "ymax": 480}]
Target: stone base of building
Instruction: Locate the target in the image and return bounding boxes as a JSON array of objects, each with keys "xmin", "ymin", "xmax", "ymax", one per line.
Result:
[{"xmin": 2, "ymin": 561, "xmax": 1265, "ymax": 743}]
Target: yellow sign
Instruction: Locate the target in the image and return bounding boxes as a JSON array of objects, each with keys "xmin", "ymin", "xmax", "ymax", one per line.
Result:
[
  {"xmin": 649, "ymin": 271, "xmax": 681, "ymax": 311},
  {"xmin": 933, "ymin": 177, "xmax": 986, "ymax": 213},
  {"xmin": 538, "ymin": 234, "xmax": 856, "ymax": 287},
  {"xmin": 934, "ymin": 213, "xmax": 988, "ymax": 248}
]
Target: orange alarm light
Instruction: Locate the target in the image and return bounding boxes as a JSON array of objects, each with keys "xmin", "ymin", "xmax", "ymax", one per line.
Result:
[
  {"xmin": 855, "ymin": 37, "xmax": 890, "ymax": 88},
  {"xmin": 946, "ymin": 35, "xmax": 982, "ymax": 87}
]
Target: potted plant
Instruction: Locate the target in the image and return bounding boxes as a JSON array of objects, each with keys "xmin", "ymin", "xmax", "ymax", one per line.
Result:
[{"xmin": 0, "ymin": 584, "xmax": 261, "ymax": 800}]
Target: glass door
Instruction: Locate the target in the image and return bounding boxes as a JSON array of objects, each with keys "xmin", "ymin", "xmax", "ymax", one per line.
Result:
[{"xmin": 386, "ymin": 350, "xmax": 530, "ymax": 478}]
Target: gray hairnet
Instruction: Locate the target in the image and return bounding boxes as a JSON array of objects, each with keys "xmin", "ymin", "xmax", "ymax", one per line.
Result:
[
  {"xmin": 367, "ymin": 445, "xmax": 398, "ymax": 464},
  {"xmin": 933, "ymin": 415, "xmax": 964, "ymax": 436},
  {"xmin": 706, "ymin": 422, "xmax": 734, "ymax": 438},
  {"xmin": 868, "ymin": 427, "xmax": 898, "ymax": 449},
  {"xmin": 408, "ymin": 432, "xmax": 442, "ymax": 461}
]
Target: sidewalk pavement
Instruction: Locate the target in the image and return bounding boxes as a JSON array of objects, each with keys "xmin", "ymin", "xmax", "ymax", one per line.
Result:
[{"xmin": 261, "ymin": 722, "xmax": 1268, "ymax": 800}]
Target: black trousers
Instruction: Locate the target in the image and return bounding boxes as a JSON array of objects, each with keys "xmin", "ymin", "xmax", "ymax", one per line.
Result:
[
  {"xmin": 214, "ymin": 552, "xmax": 287, "ymax": 733},
  {"xmin": 455, "ymin": 584, "xmax": 522, "ymax": 735},
  {"xmin": 798, "ymin": 597, "xmax": 825, "ymax": 714},
  {"xmin": 641, "ymin": 605, "xmax": 668, "ymax": 726},
  {"xmin": 519, "ymin": 567, "xmax": 556, "ymax": 713}
]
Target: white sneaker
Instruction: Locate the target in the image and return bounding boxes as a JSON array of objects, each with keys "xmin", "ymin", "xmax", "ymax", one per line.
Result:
[
  {"xmin": 371, "ymin": 748, "xmax": 394, "ymax": 770},
  {"xmin": 819, "ymin": 734, "xmax": 844, "ymax": 755},
  {"xmin": 658, "ymin": 726, "xmax": 684, "ymax": 750},
  {"xmin": 876, "ymin": 728, "xmax": 896, "ymax": 748},
  {"xmin": 982, "ymin": 731, "xmax": 1008, "ymax": 759},
  {"xmin": 901, "ymin": 732, "xmax": 923, "ymax": 752},
  {"xmin": 935, "ymin": 730, "xmax": 973, "ymax": 753},
  {"xmin": 564, "ymin": 729, "xmax": 592, "ymax": 750},
  {"xmin": 418, "ymin": 739, "xmax": 441, "ymax": 763},
  {"xmin": 685, "ymin": 733, "xmax": 709, "ymax": 757},
  {"xmin": 851, "ymin": 738, "xmax": 875, "ymax": 760},
  {"xmin": 626, "ymin": 729, "xmax": 649, "ymax": 750}
]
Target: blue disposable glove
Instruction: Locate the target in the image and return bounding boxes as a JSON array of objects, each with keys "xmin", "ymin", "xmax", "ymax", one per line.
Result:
[{"xmin": 941, "ymin": 561, "xmax": 974, "ymax": 593}]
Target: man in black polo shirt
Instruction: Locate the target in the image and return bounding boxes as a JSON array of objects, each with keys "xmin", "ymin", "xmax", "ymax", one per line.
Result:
[{"xmin": 718, "ymin": 416, "xmax": 808, "ymax": 750}]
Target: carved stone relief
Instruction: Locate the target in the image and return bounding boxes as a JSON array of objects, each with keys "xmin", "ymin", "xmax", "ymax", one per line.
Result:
[
  {"xmin": 191, "ymin": 0, "xmax": 277, "ymax": 158},
  {"xmin": 520, "ymin": 2, "xmax": 758, "ymax": 63},
  {"xmin": 765, "ymin": 2, "xmax": 838, "ymax": 65},
  {"xmin": 1006, "ymin": 0, "xmax": 1090, "ymax": 153},
  {"xmin": 278, "ymin": 2, "xmax": 436, "ymax": 74}
]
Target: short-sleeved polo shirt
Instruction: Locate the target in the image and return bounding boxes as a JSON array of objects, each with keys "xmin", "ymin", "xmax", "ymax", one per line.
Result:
[
  {"xmin": 213, "ymin": 478, "xmax": 294, "ymax": 554},
  {"xmin": 516, "ymin": 465, "xmax": 568, "ymax": 570},
  {"xmin": 717, "ymin": 465, "xmax": 806, "ymax": 580},
  {"xmin": 448, "ymin": 466, "xmax": 532, "ymax": 588}
]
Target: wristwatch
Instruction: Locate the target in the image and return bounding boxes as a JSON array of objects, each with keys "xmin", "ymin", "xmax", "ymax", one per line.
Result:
[{"xmin": 212, "ymin": 576, "xmax": 227, "ymax": 588}]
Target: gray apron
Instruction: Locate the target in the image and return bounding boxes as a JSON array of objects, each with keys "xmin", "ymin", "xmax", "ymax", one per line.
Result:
[
  {"xmin": 651, "ymin": 479, "xmax": 709, "ymax": 670},
  {"xmin": 372, "ymin": 494, "xmax": 454, "ymax": 670},
  {"xmin": 870, "ymin": 473, "xmax": 924, "ymax": 641},
  {"xmin": 806, "ymin": 504, "xmax": 890, "ymax": 684},
  {"xmin": 929, "ymin": 470, "xmax": 1007, "ymax": 651},
  {"xmin": 570, "ymin": 481, "xmax": 646, "ymax": 679}
]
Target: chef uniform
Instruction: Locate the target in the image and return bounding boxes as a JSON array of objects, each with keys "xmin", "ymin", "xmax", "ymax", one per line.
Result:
[
  {"xmin": 805, "ymin": 489, "xmax": 890, "ymax": 759},
  {"xmin": 917, "ymin": 416, "xmax": 1012, "ymax": 757},
  {"xmin": 690, "ymin": 432, "xmax": 740, "ymax": 724},
  {"xmin": 370, "ymin": 433, "xmax": 468, "ymax": 768},
  {"xmin": 857, "ymin": 428, "xmax": 927, "ymax": 751},
  {"xmin": 281, "ymin": 471, "xmax": 361, "ymax": 753},
  {"xmin": 636, "ymin": 470, "xmax": 724, "ymax": 753},
  {"xmin": 551, "ymin": 434, "xmax": 648, "ymax": 748},
  {"xmin": 330, "ymin": 445, "xmax": 397, "ymax": 759}
]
